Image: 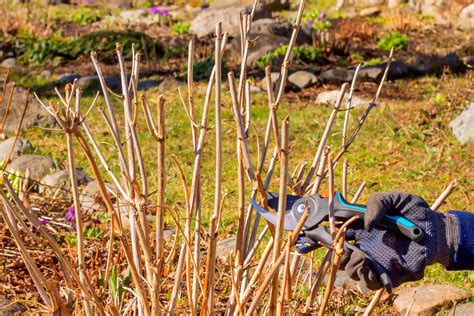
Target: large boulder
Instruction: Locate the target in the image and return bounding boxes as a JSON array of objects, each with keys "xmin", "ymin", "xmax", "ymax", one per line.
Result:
[
  {"xmin": 0, "ymin": 137, "xmax": 32, "ymax": 161},
  {"xmin": 450, "ymin": 102, "xmax": 474, "ymax": 145},
  {"xmin": 40, "ymin": 169, "xmax": 90, "ymax": 194},
  {"xmin": 316, "ymin": 90, "xmax": 370, "ymax": 108},
  {"xmin": 6, "ymin": 155, "xmax": 55, "ymax": 182},
  {"xmin": 190, "ymin": 3, "xmax": 272, "ymax": 38},
  {"xmin": 251, "ymin": 18, "xmax": 312, "ymax": 44},
  {"xmin": 394, "ymin": 284, "xmax": 470, "ymax": 315},
  {"xmin": 409, "ymin": 53, "xmax": 463, "ymax": 76},
  {"xmin": 229, "ymin": 33, "xmax": 288, "ymax": 68},
  {"xmin": 288, "ymin": 70, "xmax": 318, "ymax": 89},
  {"xmin": 216, "ymin": 236, "xmax": 236, "ymax": 259},
  {"xmin": 0, "ymin": 84, "xmax": 56, "ymax": 135}
]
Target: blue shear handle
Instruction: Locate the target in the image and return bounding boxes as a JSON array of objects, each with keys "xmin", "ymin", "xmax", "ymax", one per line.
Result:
[{"xmin": 335, "ymin": 192, "xmax": 424, "ymax": 242}]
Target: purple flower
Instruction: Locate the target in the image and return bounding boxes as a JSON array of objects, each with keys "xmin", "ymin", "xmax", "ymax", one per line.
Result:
[
  {"xmin": 319, "ymin": 12, "xmax": 326, "ymax": 20},
  {"xmin": 149, "ymin": 5, "xmax": 159, "ymax": 15},
  {"xmin": 66, "ymin": 207, "xmax": 75, "ymax": 222},
  {"xmin": 37, "ymin": 219, "xmax": 49, "ymax": 225},
  {"xmin": 157, "ymin": 8, "xmax": 170, "ymax": 17},
  {"xmin": 306, "ymin": 18, "xmax": 313, "ymax": 24}
]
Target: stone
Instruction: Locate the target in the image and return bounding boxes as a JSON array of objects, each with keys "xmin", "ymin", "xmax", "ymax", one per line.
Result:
[
  {"xmin": 190, "ymin": 3, "xmax": 271, "ymax": 38},
  {"xmin": 319, "ymin": 68, "xmax": 355, "ymax": 83},
  {"xmin": 230, "ymin": 33, "xmax": 288, "ymax": 68},
  {"xmin": 137, "ymin": 79, "xmax": 161, "ymax": 91},
  {"xmin": 107, "ymin": 0, "xmax": 131, "ymax": 8},
  {"xmin": 0, "ymin": 84, "xmax": 56, "ymax": 134},
  {"xmin": 120, "ymin": 8, "xmax": 148, "ymax": 21},
  {"xmin": 157, "ymin": 77, "xmax": 183, "ymax": 93},
  {"xmin": 216, "ymin": 236, "xmax": 236, "ymax": 259},
  {"xmin": 0, "ymin": 137, "xmax": 32, "ymax": 161},
  {"xmin": 316, "ymin": 90, "xmax": 369, "ymax": 108},
  {"xmin": 249, "ymin": 85, "xmax": 262, "ymax": 93},
  {"xmin": 58, "ymin": 73, "xmax": 81, "ymax": 85},
  {"xmin": 77, "ymin": 75, "xmax": 121, "ymax": 91},
  {"xmin": 80, "ymin": 181, "xmax": 115, "ymax": 212},
  {"xmin": 450, "ymin": 102, "xmax": 474, "ymax": 145},
  {"xmin": 288, "ymin": 71, "xmax": 318, "ymax": 89},
  {"xmin": 6, "ymin": 155, "xmax": 55, "ymax": 183},
  {"xmin": 409, "ymin": 53, "xmax": 462, "ymax": 76},
  {"xmin": 393, "ymin": 285, "xmax": 470, "ymax": 316},
  {"xmin": 360, "ymin": 7, "xmax": 381, "ymax": 17},
  {"xmin": 1, "ymin": 57, "xmax": 17, "ymax": 68},
  {"xmin": 261, "ymin": 72, "xmax": 285, "ymax": 91},
  {"xmin": 163, "ymin": 229, "xmax": 175, "ymax": 241},
  {"xmin": 251, "ymin": 19, "xmax": 312, "ymax": 44},
  {"xmin": 459, "ymin": 4, "xmax": 474, "ymax": 30},
  {"xmin": 448, "ymin": 302, "xmax": 474, "ymax": 316},
  {"xmin": 40, "ymin": 169, "xmax": 90, "ymax": 193},
  {"xmin": 0, "ymin": 294, "xmax": 26, "ymax": 315},
  {"xmin": 40, "ymin": 70, "xmax": 52, "ymax": 77},
  {"xmin": 358, "ymin": 65, "xmax": 385, "ymax": 82}
]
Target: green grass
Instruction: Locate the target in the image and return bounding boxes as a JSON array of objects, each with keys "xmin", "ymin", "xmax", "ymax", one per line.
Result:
[{"xmin": 22, "ymin": 72, "xmax": 474, "ymax": 294}]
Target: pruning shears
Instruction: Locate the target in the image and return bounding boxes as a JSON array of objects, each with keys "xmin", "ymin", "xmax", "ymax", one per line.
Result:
[{"xmin": 250, "ymin": 192, "xmax": 425, "ymax": 292}]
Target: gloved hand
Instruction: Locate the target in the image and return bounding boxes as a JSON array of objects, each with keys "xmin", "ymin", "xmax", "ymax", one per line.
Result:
[{"xmin": 340, "ymin": 191, "xmax": 459, "ymax": 290}]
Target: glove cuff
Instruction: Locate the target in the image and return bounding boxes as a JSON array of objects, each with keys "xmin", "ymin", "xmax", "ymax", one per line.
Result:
[{"xmin": 433, "ymin": 211, "xmax": 459, "ymax": 267}]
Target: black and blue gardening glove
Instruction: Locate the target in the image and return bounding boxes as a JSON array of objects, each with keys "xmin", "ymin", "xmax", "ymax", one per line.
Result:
[{"xmin": 340, "ymin": 191, "xmax": 460, "ymax": 290}]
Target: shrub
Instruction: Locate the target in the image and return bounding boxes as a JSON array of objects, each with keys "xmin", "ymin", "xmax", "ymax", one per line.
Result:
[
  {"xmin": 171, "ymin": 22, "xmax": 190, "ymax": 35},
  {"xmin": 191, "ymin": 57, "xmax": 228, "ymax": 80},
  {"xmin": 70, "ymin": 8, "xmax": 102, "ymax": 25},
  {"xmin": 376, "ymin": 32, "xmax": 408, "ymax": 51},
  {"xmin": 256, "ymin": 45, "xmax": 322, "ymax": 68}
]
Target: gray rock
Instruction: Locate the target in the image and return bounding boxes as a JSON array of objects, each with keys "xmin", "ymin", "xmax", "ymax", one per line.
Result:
[
  {"xmin": 249, "ymin": 85, "xmax": 262, "ymax": 93},
  {"xmin": 316, "ymin": 90, "xmax": 369, "ymax": 108},
  {"xmin": 80, "ymin": 181, "xmax": 115, "ymax": 212},
  {"xmin": 0, "ymin": 137, "xmax": 32, "ymax": 161},
  {"xmin": 0, "ymin": 294, "xmax": 26, "ymax": 316},
  {"xmin": 157, "ymin": 77, "xmax": 183, "ymax": 93},
  {"xmin": 1, "ymin": 57, "xmax": 17, "ymax": 68},
  {"xmin": 190, "ymin": 3, "xmax": 271, "ymax": 38},
  {"xmin": 449, "ymin": 302, "xmax": 474, "ymax": 316},
  {"xmin": 120, "ymin": 8, "xmax": 148, "ymax": 21},
  {"xmin": 261, "ymin": 72, "xmax": 284, "ymax": 91},
  {"xmin": 40, "ymin": 70, "xmax": 52, "ymax": 78},
  {"xmin": 0, "ymin": 85, "xmax": 56, "ymax": 134},
  {"xmin": 58, "ymin": 73, "xmax": 81, "ymax": 85},
  {"xmin": 6, "ymin": 155, "xmax": 55, "ymax": 182},
  {"xmin": 393, "ymin": 285, "xmax": 470, "ymax": 316},
  {"xmin": 77, "ymin": 75, "xmax": 121, "ymax": 91},
  {"xmin": 319, "ymin": 68, "xmax": 355, "ymax": 83},
  {"xmin": 459, "ymin": 4, "xmax": 474, "ymax": 30},
  {"xmin": 40, "ymin": 169, "xmax": 90, "ymax": 193},
  {"xmin": 450, "ymin": 102, "xmax": 474, "ymax": 145},
  {"xmin": 409, "ymin": 53, "xmax": 462, "ymax": 76},
  {"xmin": 137, "ymin": 79, "xmax": 161, "ymax": 91},
  {"xmin": 251, "ymin": 19, "xmax": 312, "ymax": 45},
  {"xmin": 288, "ymin": 71, "xmax": 318, "ymax": 89},
  {"xmin": 230, "ymin": 33, "xmax": 288, "ymax": 68},
  {"xmin": 216, "ymin": 236, "xmax": 236, "ymax": 259},
  {"xmin": 359, "ymin": 66, "xmax": 385, "ymax": 82},
  {"xmin": 163, "ymin": 229, "xmax": 175, "ymax": 241},
  {"xmin": 360, "ymin": 7, "xmax": 381, "ymax": 17}
]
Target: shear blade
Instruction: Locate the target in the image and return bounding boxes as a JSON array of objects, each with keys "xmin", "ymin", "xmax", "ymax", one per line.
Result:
[{"xmin": 250, "ymin": 196, "xmax": 299, "ymax": 231}]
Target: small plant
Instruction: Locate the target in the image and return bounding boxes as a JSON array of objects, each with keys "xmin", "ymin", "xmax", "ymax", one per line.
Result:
[
  {"xmin": 191, "ymin": 57, "xmax": 227, "ymax": 80},
  {"xmin": 0, "ymin": 160, "xmax": 22, "ymax": 197},
  {"xmin": 376, "ymin": 31, "xmax": 408, "ymax": 51},
  {"xmin": 70, "ymin": 8, "xmax": 102, "ymax": 25},
  {"xmin": 363, "ymin": 57, "xmax": 383, "ymax": 66},
  {"xmin": 304, "ymin": 10, "xmax": 332, "ymax": 30},
  {"xmin": 171, "ymin": 22, "xmax": 190, "ymax": 35},
  {"xmin": 256, "ymin": 45, "xmax": 322, "ymax": 68}
]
